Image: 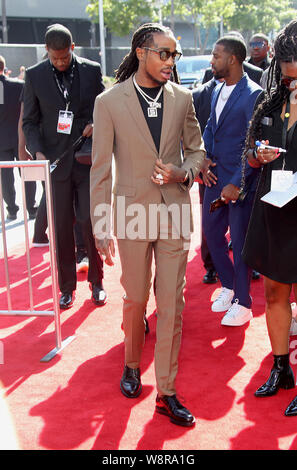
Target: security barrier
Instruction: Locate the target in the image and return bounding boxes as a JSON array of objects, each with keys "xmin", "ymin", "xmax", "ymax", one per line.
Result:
[{"xmin": 0, "ymin": 160, "xmax": 75, "ymax": 361}]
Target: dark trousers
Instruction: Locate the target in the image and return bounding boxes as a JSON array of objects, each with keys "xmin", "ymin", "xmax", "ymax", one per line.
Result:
[
  {"xmin": 203, "ymin": 184, "xmax": 253, "ymax": 309},
  {"xmin": 33, "ymin": 185, "xmax": 47, "ymax": 241},
  {"xmin": 52, "ymin": 163, "xmax": 103, "ymax": 293},
  {"xmin": 33, "ymin": 183, "xmax": 86, "ymax": 255},
  {"xmin": 199, "ymin": 182, "xmax": 215, "ymax": 271},
  {"xmin": 0, "ymin": 147, "xmax": 36, "ymax": 215}
]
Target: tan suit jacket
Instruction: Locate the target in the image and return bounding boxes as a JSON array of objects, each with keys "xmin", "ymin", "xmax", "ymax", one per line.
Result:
[{"xmin": 90, "ymin": 75, "xmax": 205, "ymax": 242}]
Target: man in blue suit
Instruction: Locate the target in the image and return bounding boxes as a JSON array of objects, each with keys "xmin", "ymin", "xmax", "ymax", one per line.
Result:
[
  {"xmin": 192, "ymin": 77, "xmax": 218, "ymax": 284},
  {"xmin": 202, "ymin": 36, "xmax": 262, "ymax": 326}
]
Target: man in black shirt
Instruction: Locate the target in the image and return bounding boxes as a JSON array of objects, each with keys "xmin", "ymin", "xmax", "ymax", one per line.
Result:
[
  {"xmin": 23, "ymin": 24, "xmax": 106, "ymax": 309},
  {"xmin": 247, "ymin": 33, "xmax": 271, "ymax": 71},
  {"xmin": 0, "ymin": 56, "xmax": 37, "ymax": 221}
]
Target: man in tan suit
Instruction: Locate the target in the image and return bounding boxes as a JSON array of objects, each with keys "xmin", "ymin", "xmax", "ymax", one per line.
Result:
[{"xmin": 90, "ymin": 23, "xmax": 205, "ymax": 427}]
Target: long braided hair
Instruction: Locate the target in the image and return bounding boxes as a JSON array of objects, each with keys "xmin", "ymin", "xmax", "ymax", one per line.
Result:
[
  {"xmin": 114, "ymin": 23, "xmax": 180, "ymax": 84},
  {"xmin": 244, "ymin": 20, "xmax": 297, "ymax": 151},
  {"xmin": 240, "ymin": 20, "xmax": 297, "ymax": 190}
]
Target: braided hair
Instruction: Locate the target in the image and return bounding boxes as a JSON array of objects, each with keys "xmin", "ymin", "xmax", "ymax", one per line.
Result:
[
  {"xmin": 239, "ymin": 20, "xmax": 297, "ymax": 190},
  {"xmin": 244, "ymin": 20, "xmax": 297, "ymax": 150},
  {"xmin": 114, "ymin": 23, "xmax": 180, "ymax": 84}
]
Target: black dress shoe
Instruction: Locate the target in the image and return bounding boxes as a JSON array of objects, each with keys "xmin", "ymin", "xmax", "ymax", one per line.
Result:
[
  {"xmin": 91, "ymin": 282, "xmax": 107, "ymax": 306},
  {"xmin": 6, "ymin": 212, "xmax": 17, "ymax": 221},
  {"xmin": 155, "ymin": 394, "xmax": 195, "ymax": 427},
  {"xmin": 120, "ymin": 365, "xmax": 142, "ymax": 398},
  {"xmin": 252, "ymin": 270, "xmax": 260, "ymax": 280},
  {"xmin": 28, "ymin": 207, "xmax": 38, "ymax": 219},
  {"xmin": 59, "ymin": 292, "xmax": 74, "ymax": 310},
  {"xmin": 203, "ymin": 269, "xmax": 217, "ymax": 284},
  {"xmin": 255, "ymin": 354, "xmax": 295, "ymax": 397},
  {"xmin": 285, "ymin": 396, "xmax": 297, "ymax": 416}
]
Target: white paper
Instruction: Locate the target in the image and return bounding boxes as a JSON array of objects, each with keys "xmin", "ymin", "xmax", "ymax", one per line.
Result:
[
  {"xmin": 271, "ymin": 170, "xmax": 293, "ymax": 192},
  {"xmin": 261, "ymin": 172, "xmax": 297, "ymax": 208}
]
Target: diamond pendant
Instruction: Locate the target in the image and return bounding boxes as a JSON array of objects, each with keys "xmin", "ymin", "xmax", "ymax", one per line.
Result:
[{"xmin": 148, "ymin": 107, "xmax": 158, "ymax": 117}]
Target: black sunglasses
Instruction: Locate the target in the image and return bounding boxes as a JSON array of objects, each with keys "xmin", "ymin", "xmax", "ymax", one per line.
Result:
[
  {"xmin": 142, "ymin": 47, "xmax": 182, "ymax": 62},
  {"xmin": 249, "ymin": 41, "xmax": 266, "ymax": 48},
  {"xmin": 281, "ymin": 76, "xmax": 297, "ymax": 89}
]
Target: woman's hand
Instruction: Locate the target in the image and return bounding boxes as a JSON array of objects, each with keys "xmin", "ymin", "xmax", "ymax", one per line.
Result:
[{"xmin": 255, "ymin": 140, "xmax": 281, "ymax": 164}]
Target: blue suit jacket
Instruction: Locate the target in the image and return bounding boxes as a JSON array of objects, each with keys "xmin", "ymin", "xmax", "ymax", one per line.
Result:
[
  {"xmin": 203, "ymin": 73, "xmax": 262, "ymax": 191},
  {"xmin": 192, "ymin": 78, "xmax": 217, "ymax": 134}
]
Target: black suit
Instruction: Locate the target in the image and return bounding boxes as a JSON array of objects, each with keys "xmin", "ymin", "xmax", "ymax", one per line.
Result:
[
  {"xmin": 23, "ymin": 55, "xmax": 105, "ymax": 293},
  {"xmin": 202, "ymin": 61, "xmax": 263, "ymax": 85},
  {"xmin": 0, "ymin": 75, "xmax": 36, "ymax": 216}
]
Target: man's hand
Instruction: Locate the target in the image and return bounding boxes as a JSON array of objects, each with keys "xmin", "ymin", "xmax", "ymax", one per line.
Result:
[
  {"xmin": 35, "ymin": 151, "xmax": 47, "ymax": 160},
  {"xmin": 151, "ymin": 159, "xmax": 187, "ymax": 185},
  {"xmin": 82, "ymin": 123, "xmax": 93, "ymax": 138},
  {"xmin": 221, "ymin": 184, "xmax": 240, "ymax": 204},
  {"xmin": 18, "ymin": 146, "xmax": 33, "ymax": 161},
  {"xmin": 201, "ymin": 158, "xmax": 217, "ymax": 187},
  {"xmin": 96, "ymin": 236, "xmax": 115, "ymax": 266}
]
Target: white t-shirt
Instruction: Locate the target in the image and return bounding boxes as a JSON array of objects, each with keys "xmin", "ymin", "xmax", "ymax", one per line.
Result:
[{"xmin": 215, "ymin": 83, "xmax": 236, "ymax": 123}]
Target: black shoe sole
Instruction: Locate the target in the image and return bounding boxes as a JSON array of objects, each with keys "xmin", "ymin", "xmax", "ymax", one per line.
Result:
[
  {"xmin": 120, "ymin": 382, "xmax": 142, "ymax": 398},
  {"xmin": 59, "ymin": 302, "xmax": 73, "ymax": 310},
  {"xmin": 155, "ymin": 406, "xmax": 196, "ymax": 427},
  {"xmin": 203, "ymin": 278, "xmax": 218, "ymax": 284},
  {"xmin": 92, "ymin": 297, "xmax": 107, "ymax": 306},
  {"xmin": 255, "ymin": 381, "xmax": 295, "ymax": 397}
]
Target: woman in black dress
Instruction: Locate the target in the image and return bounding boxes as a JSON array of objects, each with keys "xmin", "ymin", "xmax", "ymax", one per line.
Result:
[{"xmin": 242, "ymin": 20, "xmax": 297, "ymax": 416}]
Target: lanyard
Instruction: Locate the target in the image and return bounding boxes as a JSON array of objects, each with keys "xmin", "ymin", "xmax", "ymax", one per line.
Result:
[
  {"xmin": 52, "ymin": 60, "xmax": 75, "ymax": 109},
  {"xmin": 281, "ymin": 100, "xmax": 297, "ymax": 170},
  {"xmin": 282, "ymin": 100, "xmax": 290, "ymax": 150}
]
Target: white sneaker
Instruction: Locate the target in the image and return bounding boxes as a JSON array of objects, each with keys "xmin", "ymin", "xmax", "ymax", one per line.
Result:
[
  {"xmin": 221, "ymin": 299, "xmax": 253, "ymax": 326},
  {"xmin": 77, "ymin": 256, "xmax": 89, "ymax": 273},
  {"xmin": 211, "ymin": 287, "xmax": 234, "ymax": 312}
]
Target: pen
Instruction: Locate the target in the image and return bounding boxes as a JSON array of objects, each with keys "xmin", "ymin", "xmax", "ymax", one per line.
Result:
[{"xmin": 255, "ymin": 140, "xmax": 287, "ymax": 153}]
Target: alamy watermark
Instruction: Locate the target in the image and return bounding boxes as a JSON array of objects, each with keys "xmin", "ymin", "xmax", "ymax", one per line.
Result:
[{"xmin": 93, "ymin": 196, "xmax": 192, "ymax": 249}]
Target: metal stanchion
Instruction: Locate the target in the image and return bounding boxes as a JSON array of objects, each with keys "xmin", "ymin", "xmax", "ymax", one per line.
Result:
[{"xmin": 0, "ymin": 160, "xmax": 75, "ymax": 362}]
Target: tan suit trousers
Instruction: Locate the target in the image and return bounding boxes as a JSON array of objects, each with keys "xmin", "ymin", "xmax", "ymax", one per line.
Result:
[{"xmin": 117, "ymin": 218, "xmax": 189, "ymax": 397}]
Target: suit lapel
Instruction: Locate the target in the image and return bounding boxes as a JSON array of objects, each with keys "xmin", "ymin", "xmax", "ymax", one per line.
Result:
[
  {"xmin": 124, "ymin": 76, "xmax": 157, "ymax": 155},
  {"xmin": 73, "ymin": 55, "xmax": 84, "ymax": 115},
  {"xmin": 211, "ymin": 83, "xmax": 222, "ymax": 133},
  {"xmin": 45, "ymin": 60, "xmax": 66, "ymax": 108},
  {"xmin": 159, "ymin": 81, "xmax": 175, "ymax": 158},
  {"xmin": 215, "ymin": 75, "xmax": 246, "ymax": 133}
]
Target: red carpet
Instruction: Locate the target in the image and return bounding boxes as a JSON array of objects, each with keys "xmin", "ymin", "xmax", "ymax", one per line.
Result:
[{"xmin": 1, "ymin": 189, "xmax": 297, "ymax": 451}]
